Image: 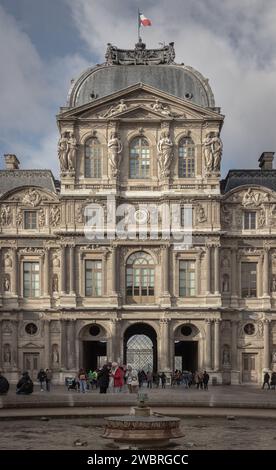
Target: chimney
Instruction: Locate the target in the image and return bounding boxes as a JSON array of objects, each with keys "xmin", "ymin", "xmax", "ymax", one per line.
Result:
[
  {"xmin": 258, "ymin": 152, "xmax": 274, "ymax": 170},
  {"xmin": 4, "ymin": 154, "xmax": 20, "ymax": 170}
]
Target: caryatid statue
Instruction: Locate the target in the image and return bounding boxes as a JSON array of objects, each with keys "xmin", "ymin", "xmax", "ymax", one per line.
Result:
[
  {"xmin": 203, "ymin": 131, "xmax": 223, "ymax": 173},
  {"xmin": 67, "ymin": 132, "xmax": 77, "ymax": 171},
  {"xmin": 203, "ymin": 133, "xmax": 213, "ymax": 172},
  {"xmin": 58, "ymin": 132, "xmax": 68, "ymax": 172},
  {"xmin": 157, "ymin": 130, "xmax": 173, "ymax": 178},
  {"xmin": 108, "ymin": 131, "xmax": 123, "ymax": 177}
]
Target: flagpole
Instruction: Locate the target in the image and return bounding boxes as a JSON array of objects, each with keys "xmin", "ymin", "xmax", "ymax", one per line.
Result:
[{"xmin": 138, "ymin": 8, "xmax": 141, "ymax": 42}]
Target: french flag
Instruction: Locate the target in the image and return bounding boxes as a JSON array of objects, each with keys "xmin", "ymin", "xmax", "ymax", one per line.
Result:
[{"xmin": 140, "ymin": 13, "xmax": 152, "ymax": 26}]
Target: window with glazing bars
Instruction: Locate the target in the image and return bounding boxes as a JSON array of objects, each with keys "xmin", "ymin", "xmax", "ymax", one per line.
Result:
[
  {"xmin": 23, "ymin": 262, "xmax": 40, "ymax": 298},
  {"xmin": 24, "ymin": 211, "xmax": 37, "ymax": 229},
  {"xmin": 85, "ymin": 260, "xmax": 102, "ymax": 296},
  {"xmin": 179, "ymin": 260, "xmax": 195, "ymax": 296},
  {"xmin": 129, "ymin": 137, "xmax": 150, "ymax": 178},
  {"xmin": 178, "ymin": 137, "xmax": 195, "ymax": 177},
  {"xmin": 85, "ymin": 138, "xmax": 102, "ymax": 178},
  {"xmin": 241, "ymin": 262, "xmax": 257, "ymax": 298}
]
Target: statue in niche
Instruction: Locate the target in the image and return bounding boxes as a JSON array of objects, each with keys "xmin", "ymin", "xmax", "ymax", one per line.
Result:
[
  {"xmin": 157, "ymin": 130, "xmax": 173, "ymax": 178},
  {"xmin": 272, "ymin": 351, "xmax": 276, "ymax": 363},
  {"xmin": 108, "ymin": 131, "xmax": 123, "ymax": 177},
  {"xmin": 58, "ymin": 132, "xmax": 68, "ymax": 172},
  {"xmin": 52, "ymin": 345, "xmax": 60, "ymax": 365},
  {"xmin": 196, "ymin": 204, "xmax": 207, "ymax": 223},
  {"xmin": 222, "ymin": 274, "xmax": 229, "ymax": 292},
  {"xmin": 3, "ymin": 344, "xmax": 11, "ymax": 364},
  {"xmin": 258, "ymin": 207, "xmax": 266, "ymax": 227},
  {"xmin": 4, "ymin": 274, "xmax": 10, "ymax": 292},
  {"xmin": 272, "ymin": 276, "xmax": 276, "ymax": 292},
  {"xmin": 52, "ymin": 254, "xmax": 60, "ymax": 268},
  {"xmin": 52, "ymin": 274, "xmax": 59, "ymax": 293},
  {"xmin": 67, "ymin": 132, "xmax": 77, "ymax": 171},
  {"xmin": 0, "ymin": 205, "xmax": 11, "ymax": 225},
  {"xmin": 4, "ymin": 254, "xmax": 12, "ymax": 268},
  {"xmin": 222, "ymin": 348, "xmax": 230, "ymax": 365}
]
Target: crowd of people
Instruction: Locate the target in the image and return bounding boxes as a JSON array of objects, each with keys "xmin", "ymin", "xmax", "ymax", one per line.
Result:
[{"xmin": 262, "ymin": 371, "xmax": 276, "ymax": 390}]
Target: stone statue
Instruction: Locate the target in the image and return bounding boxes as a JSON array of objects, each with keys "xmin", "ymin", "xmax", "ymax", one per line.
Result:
[
  {"xmin": 101, "ymin": 100, "xmax": 127, "ymax": 118},
  {"xmin": 52, "ymin": 345, "xmax": 59, "ymax": 364},
  {"xmin": 50, "ymin": 206, "xmax": 60, "ymax": 227},
  {"xmin": 67, "ymin": 132, "xmax": 77, "ymax": 171},
  {"xmin": 272, "ymin": 276, "xmax": 276, "ymax": 292},
  {"xmin": 222, "ymin": 349, "xmax": 230, "ymax": 365},
  {"xmin": 52, "ymin": 274, "xmax": 59, "ymax": 293},
  {"xmin": 151, "ymin": 99, "xmax": 172, "ymax": 116},
  {"xmin": 108, "ymin": 131, "xmax": 123, "ymax": 177},
  {"xmin": 38, "ymin": 209, "xmax": 45, "ymax": 227},
  {"xmin": 242, "ymin": 188, "xmax": 261, "ymax": 207},
  {"xmin": 0, "ymin": 205, "xmax": 11, "ymax": 225},
  {"xmin": 211, "ymin": 132, "xmax": 223, "ymax": 172},
  {"xmin": 52, "ymin": 254, "xmax": 60, "ymax": 268},
  {"xmin": 4, "ymin": 254, "xmax": 12, "ymax": 268},
  {"xmin": 58, "ymin": 132, "xmax": 68, "ymax": 172},
  {"xmin": 221, "ymin": 205, "xmax": 232, "ymax": 226},
  {"xmin": 204, "ymin": 132, "xmax": 222, "ymax": 173},
  {"xmin": 222, "ymin": 274, "xmax": 229, "ymax": 292},
  {"xmin": 272, "ymin": 351, "xmax": 276, "ymax": 363},
  {"xmin": 157, "ymin": 130, "xmax": 173, "ymax": 178},
  {"xmin": 4, "ymin": 275, "xmax": 10, "ymax": 292},
  {"xmin": 4, "ymin": 344, "xmax": 11, "ymax": 364},
  {"xmin": 258, "ymin": 207, "xmax": 266, "ymax": 227}
]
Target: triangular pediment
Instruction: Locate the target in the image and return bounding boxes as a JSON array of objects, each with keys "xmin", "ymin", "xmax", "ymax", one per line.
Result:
[{"xmin": 58, "ymin": 83, "xmax": 224, "ymax": 122}]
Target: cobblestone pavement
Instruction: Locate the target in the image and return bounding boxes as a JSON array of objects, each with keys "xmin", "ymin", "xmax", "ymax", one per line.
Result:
[
  {"xmin": 0, "ymin": 416, "xmax": 276, "ymax": 450},
  {"xmin": 1, "ymin": 384, "xmax": 276, "ymax": 410}
]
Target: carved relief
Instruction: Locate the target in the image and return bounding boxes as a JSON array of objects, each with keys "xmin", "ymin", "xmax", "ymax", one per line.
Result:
[
  {"xmin": 0, "ymin": 205, "xmax": 12, "ymax": 225},
  {"xmin": 105, "ymin": 41, "xmax": 175, "ymax": 66},
  {"xmin": 22, "ymin": 189, "xmax": 41, "ymax": 207},
  {"xmin": 4, "ymin": 253, "xmax": 12, "ymax": 268},
  {"xmin": 221, "ymin": 205, "xmax": 232, "ymax": 227},
  {"xmin": 195, "ymin": 204, "xmax": 207, "ymax": 223},
  {"xmin": 2, "ymin": 320, "xmax": 13, "ymax": 334},
  {"xmin": 76, "ymin": 204, "xmax": 84, "ymax": 223},
  {"xmin": 258, "ymin": 206, "xmax": 266, "ymax": 227},
  {"xmin": 242, "ymin": 188, "xmax": 269, "ymax": 207},
  {"xmin": 50, "ymin": 206, "xmax": 60, "ymax": 227},
  {"xmin": 16, "ymin": 209, "xmax": 23, "ymax": 227},
  {"xmin": 100, "ymin": 99, "xmax": 127, "ymax": 118},
  {"xmin": 52, "ymin": 253, "xmax": 60, "ymax": 268},
  {"xmin": 38, "ymin": 208, "xmax": 46, "ymax": 227}
]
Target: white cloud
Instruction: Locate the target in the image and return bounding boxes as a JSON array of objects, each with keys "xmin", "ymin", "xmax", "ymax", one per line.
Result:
[
  {"xmin": 0, "ymin": 4, "xmax": 89, "ymax": 175},
  {"xmin": 68, "ymin": 0, "xmax": 276, "ymax": 173}
]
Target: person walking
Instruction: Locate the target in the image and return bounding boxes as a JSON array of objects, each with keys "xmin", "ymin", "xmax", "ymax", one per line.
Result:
[
  {"xmin": 203, "ymin": 371, "xmax": 209, "ymax": 390},
  {"xmin": 146, "ymin": 370, "xmax": 153, "ymax": 389},
  {"xmin": 160, "ymin": 372, "xmax": 166, "ymax": 389},
  {"xmin": 98, "ymin": 365, "xmax": 110, "ymax": 394},
  {"xmin": 45, "ymin": 369, "xmax": 52, "ymax": 392},
  {"xmin": 78, "ymin": 368, "xmax": 87, "ymax": 393},
  {"xmin": 270, "ymin": 371, "xmax": 276, "ymax": 390},
  {"xmin": 112, "ymin": 363, "xmax": 123, "ymax": 393},
  {"xmin": 37, "ymin": 368, "xmax": 47, "ymax": 391},
  {"xmin": 262, "ymin": 372, "xmax": 270, "ymax": 389}
]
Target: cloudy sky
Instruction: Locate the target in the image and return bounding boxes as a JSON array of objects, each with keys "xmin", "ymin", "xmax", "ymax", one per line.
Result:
[{"xmin": 0, "ymin": 0, "xmax": 276, "ymax": 177}]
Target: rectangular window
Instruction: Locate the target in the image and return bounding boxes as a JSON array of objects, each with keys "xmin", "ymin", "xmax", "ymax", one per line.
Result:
[
  {"xmin": 241, "ymin": 262, "xmax": 257, "ymax": 298},
  {"xmin": 179, "ymin": 260, "xmax": 195, "ymax": 297},
  {"xmin": 85, "ymin": 260, "xmax": 102, "ymax": 296},
  {"xmin": 23, "ymin": 262, "xmax": 40, "ymax": 298},
  {"xmin": 244, "ymin": 212, "xmax": 256, "ymax": 230},
  {"xmin": 24, "ymin": 211, "xmax": 37, "ymax": 229}
]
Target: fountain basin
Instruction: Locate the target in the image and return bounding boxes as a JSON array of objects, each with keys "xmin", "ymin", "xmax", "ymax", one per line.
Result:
[{"xmin": 102, "ymin": 415, "xmax": 183, "ymax": 448}]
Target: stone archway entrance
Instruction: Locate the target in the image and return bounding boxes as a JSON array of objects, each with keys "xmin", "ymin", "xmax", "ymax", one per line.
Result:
[
  {"xmin": 124, "ymin": 323, "xmax": 157, "ymax": 372},
  {"xmin": 80, "ymin": 324, "xmax": 107, "ymax": 371},
  {"xmin": 174, "ymin": 324, "xmax": 199, "ymax": 372}
]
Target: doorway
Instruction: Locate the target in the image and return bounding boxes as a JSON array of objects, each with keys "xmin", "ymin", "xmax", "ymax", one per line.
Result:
[
  {"xmin": 242, "ymin": 353, "xmax": 258, "ymax": 383},
  {"xmin": 23, "ymin": 352, "xmax": 40, "ymax": 380},
  {"xmin": 174, "ymin": 341, "xmax": 198, "ymax": 372},
  {"xmin": 82, "ymin": 341, "xmax": 107, "ymax": 371},
  {"xmin": 124, "ymin": 323, "xmax": 157, "ymax": 372}
]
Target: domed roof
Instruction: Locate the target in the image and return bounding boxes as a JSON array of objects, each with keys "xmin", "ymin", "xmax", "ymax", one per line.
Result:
[{"xmin": 68, "ymin": 42, "xmax": 215, "ymax": 109}]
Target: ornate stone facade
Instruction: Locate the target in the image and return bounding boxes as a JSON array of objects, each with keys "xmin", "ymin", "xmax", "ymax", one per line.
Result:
[{"xmin": 0, "ymin": 41, "xmax": 275, "ymax": 385}]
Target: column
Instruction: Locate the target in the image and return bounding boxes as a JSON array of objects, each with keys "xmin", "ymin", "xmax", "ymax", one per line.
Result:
[
  {"xmin": 263, "ymin": 320, "xmax": 270, "ymax": 370},
  {"xmin": 231, "ymin": 247, "xmax": 237, "ymax": 297},
  {"xmin": 11, "ymin": 248, "xmax": 18, "ymax": 296},
  {"xmin": 160, "ymin": 319, "xmax": 170, "ymax": 371},
  {"xmin": 44, "ymin": 320, "xmax": 50, "ymax": 369},
  {"xmin": 263, "ymin": 248, "xmax": 269, "ymax": 297},
  {"xmin": 214, "ymin": 320, "xmax": 220, "ymax": 371},
  {"xmin": 69, "ymin": 246, "xmax": 75, "ymax": 295},
  {"xmin": 111, "ymin": 246, "xmax": 117, "ymax": 295},
  {"xmin": 60, "ymin": 319, "xmax": 67, "ymax": 369},
  {"xmin": 12, "ymin": 320, "xmax": 18, "ymax": 369},
  {"xmin": 67, "ymin": 320, "xmax": 76, "ymax": 369},
  {"xmin": 162, "ymin": 246, "xmax": 169, "ymax": 295},
  {"xmin": 43, "ymin": 248, "xmax": 50, "ymax": 296},
  {"xmin": 214, "ymin": 245, "xmax": 220, "ymax": 295},
  {"xmin": 60, "ymin": 246, "xmax": 66, "ymax": 294},
  {"xmin": 205, "ymin": 246, "xmax": 211, "ymax": 295},
  {"xmin": 0, "ymin": 320, "xmax": 2, "ymax": 369},
  {"xmin": 0, "ymin": 248, "xmax": 2, "ymax": 297},
  {"xmin": 205, "ymin": 319, "xmax": 212, "ymax": 369},
  {"xmin": 108, "ymin": 319, "xmax": 118, "ymax": 363},
  {"xmin": 231, "ymin": 320, "xmax": 238, "ymax": 370}
]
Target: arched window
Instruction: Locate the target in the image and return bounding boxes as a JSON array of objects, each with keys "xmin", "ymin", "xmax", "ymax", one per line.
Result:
[
  {"xmin": 126, "ymin": 251, "xmax": 155, "ymax": 303},
  {"xmin": 178, "ymin": 137, "xmax": 195, "ymax": 177},
  {"xmin": 85, "ymin": 137, "xmax": 102, "ymax": 178},
  {"xmin": 129, "ymin": 137, "xmax": 150, "ymax": 179}
]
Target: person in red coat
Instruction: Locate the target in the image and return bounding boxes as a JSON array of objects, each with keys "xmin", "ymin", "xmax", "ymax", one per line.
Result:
[{"xmin": 111, "ymin": 362, "xmax": 123, "ymax": 392}]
